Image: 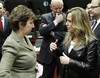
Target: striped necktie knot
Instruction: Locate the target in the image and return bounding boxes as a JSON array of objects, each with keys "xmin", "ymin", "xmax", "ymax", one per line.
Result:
[{"xmin": 91, "ymin": 20, "xmax": 97, "ymax": 30}]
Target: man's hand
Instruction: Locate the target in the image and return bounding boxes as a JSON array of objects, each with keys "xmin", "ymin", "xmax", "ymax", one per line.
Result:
[{"xmin": 55, "ymin": 13, "xmax": 63, "ymax": 23}]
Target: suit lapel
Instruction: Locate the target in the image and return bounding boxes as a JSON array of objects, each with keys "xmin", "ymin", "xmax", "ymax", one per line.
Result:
[
  {"xmin": 49, "ymin": 13, "xmax": 55, "ymax": 22},
  {"xmin": 69, "ymin": 44, "xmax": 85, "ymax": 56},
  {"xmin": 63, "ymin": 43, "xmax": 70, "ymax": 56},
  {"xmin": 94, "ymin": 23, "xmax": 100, "ymax": 39},
  {"xmin": 19, "ymin": 38, "xmax": 34, "ymax": 51},
  {"xmin": 3, "ymin": 16, "xmax": 8, "ymax": 32},
  {"xmin": 11, "ymin": 31, "xmax": 34, "ymax": 51},
  {"xmin": 73, "ymin": 44, "xmax": 85, "ymax": 51},
  {"xmin": 63, "ymin": 42, "xmax": 85, "ymax": 57},
  {"xmin": 94, "ymin": 23, "xmax": 100, "ymax": 32}
]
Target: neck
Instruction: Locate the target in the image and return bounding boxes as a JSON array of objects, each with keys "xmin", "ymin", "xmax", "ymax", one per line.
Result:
[
  {"xmin": 72, "ymin": 35, "xmax": 78, "ymax": 44},
  {"xmin": 16, "ymin": 30, "xmax": 25, "ymax": 38}
]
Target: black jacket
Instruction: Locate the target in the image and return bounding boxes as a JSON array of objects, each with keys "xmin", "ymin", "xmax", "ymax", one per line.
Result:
[
  {"xmin": 58, "ymin": 39, "xmax": 98, "ymax": 78},
  {"xmin": 91, "ymin": 22, "xmax": 100, "ymax": 78}
]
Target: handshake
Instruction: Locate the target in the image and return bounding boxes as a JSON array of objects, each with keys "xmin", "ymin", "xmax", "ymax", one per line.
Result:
[{"xmin": 55, "ymin": 13, "xmax": 63, "ymax": 24}]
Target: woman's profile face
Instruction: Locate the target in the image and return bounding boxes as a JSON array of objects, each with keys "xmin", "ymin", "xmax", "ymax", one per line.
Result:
[
  {"xmin": 22, "ymin": 18, "xmax": 34, "ymax": 35},
  {"xmin": 66, "ymin": 13, "xmax": 75, "ymax": 33}
]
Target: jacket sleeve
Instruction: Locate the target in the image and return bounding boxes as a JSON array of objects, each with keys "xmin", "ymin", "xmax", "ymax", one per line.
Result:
[
  {"xmin": 68, "ymin": 39, "xmax": 98, "ymax": 72},
  {"xmin": 39, "ymin": 14, "xmax": 56, "ymax": 36},
  {"xmin": 39, "ymin": 14, "xmax": 67, "ymax": 38},
  {"xmin": 0, "ymin": 41, "xmax": 17, "ymax": 78}
]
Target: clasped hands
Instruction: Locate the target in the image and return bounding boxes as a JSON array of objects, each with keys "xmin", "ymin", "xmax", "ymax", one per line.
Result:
[{"xmin": 50, "ymin": 40, "xmax": 70, "ymax": 64}]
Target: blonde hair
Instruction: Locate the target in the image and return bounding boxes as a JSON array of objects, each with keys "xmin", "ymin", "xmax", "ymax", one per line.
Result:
[
  {"xmin": 98, "ymin": 0, "xmax": 100, "ymax": 5},
  {"xmin": 62, "ymin": 7, "xmax": 97, "ymax": 46}
]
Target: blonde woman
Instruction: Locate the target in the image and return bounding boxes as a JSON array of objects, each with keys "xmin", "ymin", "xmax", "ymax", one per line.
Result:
[{"xmin": 50, "ymin": 7, "xmax": 98, "ymax": 78}]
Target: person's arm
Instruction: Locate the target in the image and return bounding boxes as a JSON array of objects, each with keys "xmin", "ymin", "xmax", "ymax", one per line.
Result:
[
  {"xmin": 39, "ymin": 13, "xmax": 64, "ymax": 36},
  {"xmin": 0, "ymin": 41, "xmax": 17, "ymax": 78},
  {"xmin": 39, "ymin": 14, "xmax": 56, "ymax": 36},
  {"xmin": 54, "ymin": 31, "xmax": 66, "ymax": 41}
]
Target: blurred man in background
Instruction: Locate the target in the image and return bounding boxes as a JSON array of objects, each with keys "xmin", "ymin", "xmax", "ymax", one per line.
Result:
[
  {"xmin": 37, "ymin": 0, "xmax": 67, "ymax": 78},
  {"xmin": 0, "ymin": 1, "xmax": 11, "ymax": 60}
]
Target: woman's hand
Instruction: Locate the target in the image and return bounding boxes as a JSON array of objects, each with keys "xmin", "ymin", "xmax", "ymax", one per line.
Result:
[
  {"xmin": 35, "ymin": 62, "xmax": 39, "ymax": 72},
  {"xmin": 60, "ymin": 52, "xmax": 70, "ymax": 64}
]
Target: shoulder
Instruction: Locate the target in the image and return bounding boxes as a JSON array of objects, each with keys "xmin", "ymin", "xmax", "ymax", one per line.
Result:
[
  {"xmin": 3, "ymin": 16, "xmax": 9, "ymax": 23},
  {"xmin": 62, "ymin": 12, "xmax": 66, "ymax": 16},
  {"xmin": 88, "ymin": 38, "xmax": 98, "ymax": 46},
  {"xmin": 3, "ymin": 34, "xmax": 19, "ymax": 53},
  {"xmin": 41, "ymin": 13, "xmax": 52, "ymax": 18},
  {"xmin": 3, "ymin": 16, "xmax": 8, "ymax": 20},
  {"xmin": 89, "ymin": 38, "xmax": 98, "ymax": 42},
  {"xmin": 3, "ymin": 34, "xmax": 17, "ymax": 47}
]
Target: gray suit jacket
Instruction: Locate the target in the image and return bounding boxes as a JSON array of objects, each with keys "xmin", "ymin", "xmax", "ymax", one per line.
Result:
[{"xmin": 0, "ymin": 30, "xmax": 37, "ymax": 78}]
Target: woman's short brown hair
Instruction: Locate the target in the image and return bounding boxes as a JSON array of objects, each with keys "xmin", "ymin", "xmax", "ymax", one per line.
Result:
[{"xmin": 9, "ymin": 5, "xmax": 35, "ymax": 31}]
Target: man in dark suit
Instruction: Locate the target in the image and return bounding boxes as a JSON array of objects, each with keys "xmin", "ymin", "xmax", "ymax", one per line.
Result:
[
  {"xmin": 37, "ymin": 0, "xmax": 67, "ymax": 78},
  {"xmin": 0, "ymin": 1, "xmax": 11, "ymax": 60},
  {"xmin": 85, "ymin": 3, "xmax": 96, "ymax": 26},
  {"xmin": 86, "ymin": 3, "xmax": 93, "ymax": 21},
  {"xmin": 90, "ymin": 0, "xmax": 100, "ymax": 78}
]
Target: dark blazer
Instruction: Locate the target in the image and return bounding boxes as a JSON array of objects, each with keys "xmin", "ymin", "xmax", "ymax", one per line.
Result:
[
  {"xmin": 0, "ymin": 16, "xmax": 11, "ymax": 60},
  {"xmin": 92, "ymin": 23, "xmax": 100, "ymax": 78},
  {"xmin": 94, "ymin": 23, "xmax": 100, "ymax": 40},
  {"xmin": 59, "ymin": 39, "xmax": 98, "ymax": 78},
  {"xmin": 0, "ymin": 31, "xmax": 37, "ymax": 78},
  {"xmin": 38, "ymin": 12, "xmax": 67, "ymax": 64}
]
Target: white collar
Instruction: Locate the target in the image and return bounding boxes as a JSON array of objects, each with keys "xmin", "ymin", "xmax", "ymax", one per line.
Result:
[{"xmin": 97, "ymin": 18, "xmax": 100, "ymax": 24}]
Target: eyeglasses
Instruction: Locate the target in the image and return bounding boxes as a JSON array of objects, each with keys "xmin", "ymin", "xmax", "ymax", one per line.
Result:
[{"xmin": 91, "ymin": 5, "xmax": 100, "ymax": 8}]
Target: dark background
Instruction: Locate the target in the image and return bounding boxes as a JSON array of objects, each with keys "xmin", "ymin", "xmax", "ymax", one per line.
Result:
[
  {"xmin": 1, "ymin": 0, "xmax": 92, "ymax": 44},
  {"xmin": 4, "ymin": 0, "xmax": 91, "ymax": 14},
  {"xmin": 2, "ymin": 0, "xmax": 92, "ymax": 37}
]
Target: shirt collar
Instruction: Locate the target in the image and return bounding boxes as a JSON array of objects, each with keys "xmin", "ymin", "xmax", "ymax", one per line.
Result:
[
  {"xmin": 97, "ymin": 18, "xmax": 100, "ymax": 24},
  {"xmin": 1, "ymin": 16, "xmax": 4, "ymax": 20}
]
